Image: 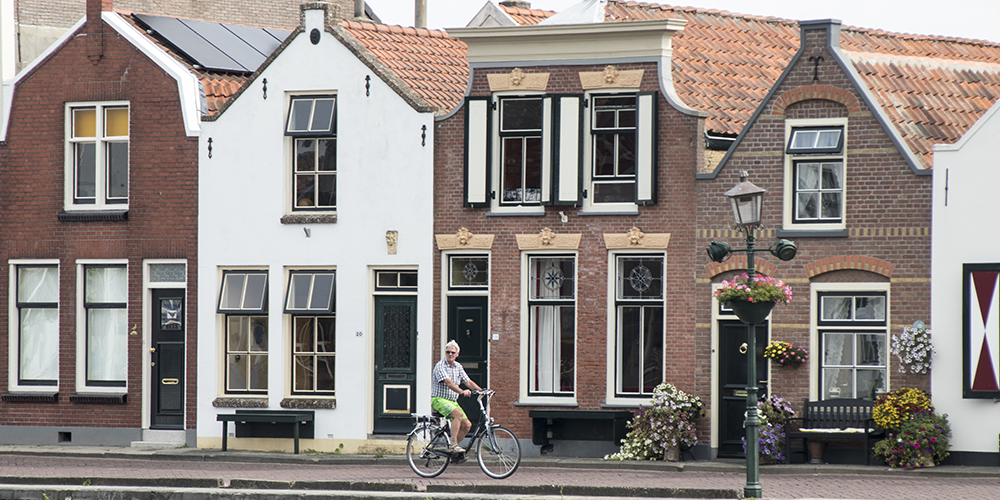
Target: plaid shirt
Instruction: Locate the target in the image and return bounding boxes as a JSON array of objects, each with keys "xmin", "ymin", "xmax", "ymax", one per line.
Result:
[{"xmin": 432, "ymin": 358, "xmax": 470, "ymax": 401}]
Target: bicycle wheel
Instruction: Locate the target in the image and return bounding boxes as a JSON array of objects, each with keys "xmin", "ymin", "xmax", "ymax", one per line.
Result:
[
  {"xmin": 406, "ymin": 424, "xmax": 450, "ymax": 478},
  {"xmin": 476, "ymin": 425, "xmax": 521, "ymax": 479}
]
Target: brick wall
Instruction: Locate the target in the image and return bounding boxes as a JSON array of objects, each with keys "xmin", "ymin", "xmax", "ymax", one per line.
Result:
[
  {"xmin": 434, "ymin": 62, "xmax": 705, "ymax": 438},
  {"xmin": 696, "ymin": 23, "xmax": 932, "ymax": 418},
  {"xmin": 0, "ymin": 14, "xmax": 198, "ymax": 432}
]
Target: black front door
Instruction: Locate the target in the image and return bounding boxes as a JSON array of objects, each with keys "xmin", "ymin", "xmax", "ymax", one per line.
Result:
[
  {"xmin": 447, "ymin": 295, "xmax": 488, "ymax": 425},
  {"xmin": 718, "ymin": 320, "xmax": 768, "ymax": 458},
  {"xmin": 151, "ymin": 289, "xmax": 185, "ymax": 429},
  {"xmin": 373, "ymin": 295, "xmax": 417, "ymax": 434}
]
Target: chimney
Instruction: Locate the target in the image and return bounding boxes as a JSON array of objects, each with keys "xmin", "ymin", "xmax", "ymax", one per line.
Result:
[
  {"xmin": 354, "ymin": 0, "xmax": 365, "ymax": 19},
  {"xmin": 414, "ymin": 0, "xmax": 426, "ymax": 29},
  {"xmin": 499, "ymin": 1, "xmax": 531, "ymax": 8},
  {"xmin": 86, "ymin": 0, "xmax": 114, "ymax": 64}
]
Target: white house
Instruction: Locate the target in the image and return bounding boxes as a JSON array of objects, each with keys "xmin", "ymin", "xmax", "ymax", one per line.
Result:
[
  {"xmin": 931, "ymin": 101, "xmax": 1000, "ymax": 466},
  {"xmin": 197, "ymin": 2, "xmax": 464, "ymax": 452}
]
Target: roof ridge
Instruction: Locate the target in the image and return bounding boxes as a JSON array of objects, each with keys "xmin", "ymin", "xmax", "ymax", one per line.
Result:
[
  {"xmin": 339, "ymin": 19, "xmax": 449, "ymax": 39},
  {"xmin": 499, "ymin": 4, "xmax": 556, "ymax": 18},
  {"xmin": 841, "ymin": 25, "xmax": 1000, "ymax": 48}
]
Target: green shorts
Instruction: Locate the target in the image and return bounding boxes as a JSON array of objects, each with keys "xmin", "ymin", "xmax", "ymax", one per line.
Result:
[{"xmin": 431, "ymin": 397, "xmax": 465, "ymax": 420}]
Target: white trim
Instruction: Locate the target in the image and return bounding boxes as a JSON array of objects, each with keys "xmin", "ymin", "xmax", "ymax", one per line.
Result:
[
  {"xmin": 7, "ymin": 259, "xmax": 60, "ymax": 393},
  {"xmin": 518, "ymin": 251, "xmax": 579, "ymax": 406},
  {"xmin": 439, "ymin": 250, "xmax": 491, "ymax": 399},
  {"xmin": 282, "ymin": 265, "xmax": 337, "ymax": 399},
  {"xmin": 63, "ymin": 100, "xmax": 131, "ymax": 212},
  {"xmin": 103, "ymin": 12, "xmax": 203, "ymax": 137},
  {"xmin": 782, "ymin": 117, "xmax": 848, "ymax": 232},
  {"xmin": 142, "ymin": 259, "xmax": 188, "ymax": 430},
  {"xmin": 74, "ymin": 259, "xmax": 129, "ymax": 395},
  {"xmin": 809, "ymin": 282, "xmax": 891, "ymax": 401},
  {"xmin": 580, "ymin": 90, "xmax": 642, "ymax": 214},
  {"xmin": 489, "ymin": 92, "xmax": 547, "ymax": 214}
]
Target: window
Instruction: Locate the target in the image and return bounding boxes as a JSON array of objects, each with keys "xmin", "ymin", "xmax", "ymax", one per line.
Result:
[
  {"xmin": 218, "ymin": 271, "xmax": 269, "ymax": 394},
  {"xmin": 84, "ymin": 265, "xmax": 127, "ymax": 387},
  {"xmin": 66, "ymin": 102, "xmax": 129, "ymax": 209},
  {"xmin": 819, "ymin": 291, "xmax": 887, "ymax": 399},
  {"xmin": 499, "ymin": 97, "xmax": 544, "ymax": 205},
  {"xmin": 14, "ymin": 265, "xmax": 59, "ymax": 386},
  {"xmin": 527, "ymin": 256, "xmax": 575, "ymax": 396},
  {"xmin": 376, "ymin": 270, "xmax": 418, "ymax": 290},
  {"xmin": 614, "ymin": 255, "xmax": 664, "ymax": 396},
  {"xmin": 784, "ymin": 122, "xmax": 846, "ymax": 230},
  {"xmin": 285, "ymin": 270, "xmax": 336, "ymax": 395},
  {"xmin": 591, "ymin": 95, "xmax": 636, "ymax": 204},
  {"xmin": 449, "ymin": 255, "xmax": 489, "ymax": 289},
  {"xmin": 286, "ymin": 96, "xmax": 337, "ymax": 212}
]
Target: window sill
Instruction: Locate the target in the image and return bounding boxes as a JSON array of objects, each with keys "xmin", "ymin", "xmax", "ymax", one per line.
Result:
[
  {"xmin": 514, "ymin": 400, "xmax": 579, "ymax": 407},
  {"xmin": 486, "ymin": 210, "xmax": 546, "ymax": 217},
  {"xmin": 281, "ymin": 214, "xmax": 337, "ymax": 224},
  {"xmin": 776, "ymin": 228, "xmax": 849, "ymax": 238},
  {"xmin": 280, "ymin": 397, "xmax": 336, "ymax": 409},
  {"xmin": 576, "ymin": 210, "xmax": 640, "ymax": 217},
  {"xmin": 1, "ymin": 392, "xmax": 59, "ymax": 403},
  {"xmin": 58, "ymin": 210, "xmax": 128, "ymax": 222},
  {"xmin": 69, "ymin": 393, "xmax": 127, "ymax": 404},
  {"xmin": 213, "ymin": 397, "xmax": 268, "ymax": 408}
]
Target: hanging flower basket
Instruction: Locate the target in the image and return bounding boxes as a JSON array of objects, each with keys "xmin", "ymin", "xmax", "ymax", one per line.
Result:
[
  {"xmin": 729, "ymin": 300, "xmax": 776, "ymax": 324},
  {"xmin": 714, "ymin": 273, "xmax": 791, "ymax": 324}
]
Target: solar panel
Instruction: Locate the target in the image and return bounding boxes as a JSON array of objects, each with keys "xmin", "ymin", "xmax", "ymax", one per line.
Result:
[
  {"xmin": 179, "ymin": 18, "xmax": 264, "ymax": 72},
  {"xmin": 266, "ymin": 29, "xmax": 294, "ymax": 44},
  {"xmin": 224, "ymin": 24, "xmax": 287, "ymax": 59},
  {"xmin": 135, "ymin": 13, "xmax": 244, "ymax": 73}
]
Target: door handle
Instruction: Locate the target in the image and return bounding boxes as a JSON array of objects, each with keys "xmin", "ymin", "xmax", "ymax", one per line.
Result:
[
  {"xmin": 739, "ymin": 343, "xmax": 748, "ymax": 354},
  {"xmin": 150, "ymin": 347, "xmax": 156, "ymax": 353}
]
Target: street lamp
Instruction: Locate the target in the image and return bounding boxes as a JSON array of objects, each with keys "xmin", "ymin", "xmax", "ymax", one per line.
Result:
[{"xmin": 706, "ymin": 171, "xmax": 797, "ymax": 499}]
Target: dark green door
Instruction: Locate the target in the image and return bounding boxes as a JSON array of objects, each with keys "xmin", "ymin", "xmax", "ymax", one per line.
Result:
[
  {"xmin": 373, "ymin": 295, "xmax": 417, "ymax": 434},
  {"xmin": 718, "ymin": 320, "xmax": 768, "ymax": 458},
  {"xmin": 151, "ymin": 289, "xmax": 185, "ymax": 429},
  {"xmin": 447, "ymin": 296, "xmax": 488, "ymax": 425}
]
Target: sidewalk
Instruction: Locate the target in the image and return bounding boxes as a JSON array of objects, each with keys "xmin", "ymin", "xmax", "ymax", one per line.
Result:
[{"xmin": 0, "ymin": 444, "xmax": 995, "ymax": 499}]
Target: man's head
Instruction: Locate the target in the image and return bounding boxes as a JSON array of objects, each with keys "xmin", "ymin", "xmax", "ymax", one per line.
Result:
[{"xmin": 444, "ymin": 340, "xmax": 460, "ymax": 362}]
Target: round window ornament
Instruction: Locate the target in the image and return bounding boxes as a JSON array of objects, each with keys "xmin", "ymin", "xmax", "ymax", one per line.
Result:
[{"xmin": 310, "ymin": 28, "xmax": 321, "ymax": 45}]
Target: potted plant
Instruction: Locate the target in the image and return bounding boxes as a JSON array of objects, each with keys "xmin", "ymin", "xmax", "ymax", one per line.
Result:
[
  {"xmin": 891, "ymin": 322, "xmax": 935, "ymax": 374},
  {"xmin": 715, "ymin": 273, "xmax": 793, "ymax": 323},
  {"xmin": 606, "ymin": 383, "xmax": 704, "ymax": 461},
  {"xmin": 763, "ymin": 341, "xmax": 808, "ymax": 367},
  {"xmin": 872, "ymin": 412, "xmax": 951, "ymax": 469},
  {"xmin": 742, "ymin": 395, "xmax": 796, "ymax": 463},
  {"xmin": 872, "ymin": 387, "xmax": 934, "ymax": 432}
]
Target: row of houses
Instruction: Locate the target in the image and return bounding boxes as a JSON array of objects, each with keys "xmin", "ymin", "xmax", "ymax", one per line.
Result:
[{"xmin": 0, "ymin": 0, "xmax": 996, "ymax": 464}]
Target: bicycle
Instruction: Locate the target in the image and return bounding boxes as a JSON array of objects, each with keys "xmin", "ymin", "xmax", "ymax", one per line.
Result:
[{"xmin": 406, "ymin": 389, "xmax": 521, "ymax": 479}]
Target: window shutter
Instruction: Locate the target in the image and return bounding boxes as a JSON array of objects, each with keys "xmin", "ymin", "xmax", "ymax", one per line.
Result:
[
  {"xmin": 464, "ymin": 96, "xmax": 492, "ymax": 208},
  {"xmin": 540, "ymin": 97, "xmax": 553, "ymax": 204},
  {"xmin": 552, "ymin": 95, "xmax": 583, "ymax": 205},
  {"xmin": 635, "ymin": 91, "xmax": 658, "ymax": 205}
]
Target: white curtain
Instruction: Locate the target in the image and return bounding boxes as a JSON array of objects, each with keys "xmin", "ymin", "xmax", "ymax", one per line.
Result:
[
  {"xmin": 19, "ymin": 267, "xmax": 58, "ymax": 381},
  {"xmin": 86, "ymin": 267, "xmax": 127, "ymax": 383},
  {"xmin": 530, "ymin": 258, "xmax": 564, "ymax": 393}
]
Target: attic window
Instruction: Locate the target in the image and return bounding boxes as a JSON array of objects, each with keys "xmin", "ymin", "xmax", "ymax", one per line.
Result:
[
  {"xmin": 285, "ymin": 96, "xmax": 337, "ymax": 136},
  {"xmin": 786, "ymin": 127, "xmax": 843, "ymax": 154}
]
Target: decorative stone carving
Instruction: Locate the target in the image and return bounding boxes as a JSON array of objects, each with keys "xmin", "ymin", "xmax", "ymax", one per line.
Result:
[
  {"xmin": 604, "ymin": 228, "xmax": 671, "ymax": 249},
  {"xmin": 436, "ymin": 227, "xmax": 495, "ymax": 250},
  {"xmin": 516, "ymin": 230, "xmax": 581, "ymax": 250},
  {"xmin": 488, "ymin": 68, "xmax": 550, "ymax": 91},
  {"xmin": 386, "ymin": 230, "xmax": 398, "ymax": 255},
  {"xmin": 579, "ymin": 66, "xmax": 644, "ymax": 89}
]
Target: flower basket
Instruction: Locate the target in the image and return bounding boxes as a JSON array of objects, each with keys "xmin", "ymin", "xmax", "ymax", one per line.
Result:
[
  {"xmin": 764, "ymin": 341, "xmax": 809, "ymax": 367},
  {"xmin": 715, "ymin": 273, "xmax": 791, "ymax": 324},
  {"xmin": 729, "ymin": 300, "xmax": 776, "ymax": 324},
  {"xmin": 891, "ymin": 323, "xmax": 935, "ymax": 374}
]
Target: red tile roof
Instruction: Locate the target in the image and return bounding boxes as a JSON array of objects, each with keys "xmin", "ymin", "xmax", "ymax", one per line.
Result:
[
  {"xmin": 340, "ymin": 21, "xmax": 469, "ymax": 113},
  {"xmin": 499, "ymin": 5, "xmax": 555, "ymax": 26}
]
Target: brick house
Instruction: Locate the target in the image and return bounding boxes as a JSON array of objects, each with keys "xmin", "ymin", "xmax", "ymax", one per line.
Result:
[
  {"xmin": 435, "ymin": 1, "xmax": 1000, "ymax": 462},
  {"xmin": 0, "ymin": 0, "xmax": 280, "ymax": 447},
  {"xmin": 196, "ymin": 2, "xmax": 467, "ymax": 452}
]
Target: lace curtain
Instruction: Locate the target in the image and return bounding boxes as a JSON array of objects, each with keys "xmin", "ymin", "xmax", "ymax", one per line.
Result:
[
  {"xmin": 19, "ymin": 267, "xmax": 59, "ymax": 381},
  {"xmin": 86, "ymin": 267, "xmax": 127, "ymax": 383}
]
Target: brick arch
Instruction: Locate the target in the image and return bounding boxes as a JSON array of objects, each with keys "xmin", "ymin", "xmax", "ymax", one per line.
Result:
[
  {"xmin": 772, "ymin": 85, "xmax": 862, "ymax": 115},
  {"xmin": 705, "ymin": 256, "xmax": 776, "ymax": 279},
  {"xmin": 804, "ymin": 256, "xmax": 894, "ymax": 279}
]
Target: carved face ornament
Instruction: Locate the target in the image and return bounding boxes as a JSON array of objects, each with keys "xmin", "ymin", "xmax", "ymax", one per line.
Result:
[
  {"xmin": 628, "ymin": 226, "xmax": 645, "ymax": 245},
  {"xmin": 457, "ymin": 227, "xmax": 474, "ymax": 246},
  {"xmin": 539, "ymin": 227, "xmax": 556, "ymax": 246},
  {"xmin": 510, "ymin": 68, "xmax": 525, "ymax": 86},
  {"xmin": 604, "ymin": 65, "xmax": 619, "ymax": 84}
]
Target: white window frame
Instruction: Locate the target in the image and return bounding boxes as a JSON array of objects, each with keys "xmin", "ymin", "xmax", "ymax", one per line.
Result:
[
  {"xmin": 519, "ymin": 252, "xmax": 578, "ymax": 403},
  {"xmin": 809, "ymin": 282, "xmax": 890, "ymax": 401},
  {"xmin": 605, "ymin": 251, "xmax": 666, "ymax": 406},
  {"xmin": 75, "ymin": 259, "xmax": 129, "ymax": 394},
  {"xmin": 64, "ymin": 101, "xmax": 130, "ymax": 211},
  {"xmin": 283, "ymin": 267, "xmax": 336, "ymax": 399},
  {"xmin": 285, "ymin": 92, "xmax": 337, "ymax": 216},
  {"xmin": 8, "ymin": 259, "xmax": 60, "ymax": 392},
  {"xmin": 490, "ymin": 92, "xmax": 550, "ymax": 214},
  {"xmin": 782, "ymin": 117, "xmax": 848, "ymax": 232},
  {"xmin": 216, "ymin": 267, "xmax": 270, "ymax": 397}
]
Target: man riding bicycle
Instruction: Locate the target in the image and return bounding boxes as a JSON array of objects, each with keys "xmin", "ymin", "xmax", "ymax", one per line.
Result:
[{"xmin": 431, "ymin": 340, "xmax": 482, "ymax": 453}]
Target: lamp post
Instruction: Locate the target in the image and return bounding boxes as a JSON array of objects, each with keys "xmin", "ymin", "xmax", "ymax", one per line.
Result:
[{"xmin": 706, "ymin": 171, "xmax": 797, "ymax": 499}]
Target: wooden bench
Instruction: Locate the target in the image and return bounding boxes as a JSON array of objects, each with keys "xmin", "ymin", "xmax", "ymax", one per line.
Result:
[
  {"xmin": 783, "ymin": 398, "xmax": 883, "ymax": 465},
  {"xmin": 217, "ymin": 410, "xmax": 314, "ymax": 454},
  {"xmin": 529, "ymin": 410, "xmax": 633, "ymax": 455}
]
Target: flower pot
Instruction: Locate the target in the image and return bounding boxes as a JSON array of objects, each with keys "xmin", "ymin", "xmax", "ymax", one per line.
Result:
[
  {"xmin": 729, "ymin": 300, "xmax": 776, "ymax": 324},
  {"xmin": 664, "ymin": 446, "xmax": 680, "ymax": 462},
  {"xmin": 807, "ymin": 440, "xmax": 826, "ymax": 464}
]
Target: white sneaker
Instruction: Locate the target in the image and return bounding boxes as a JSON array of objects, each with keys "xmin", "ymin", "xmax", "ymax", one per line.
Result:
[{"xmin": 448, "ymin": 443, "xmax": 466, "ymax": 454}]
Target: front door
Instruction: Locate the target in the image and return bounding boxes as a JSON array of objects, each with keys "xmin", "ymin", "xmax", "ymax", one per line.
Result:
[
  {"xmin": 447, "ymin": 296, "xmax": 488, "ymax": 425},
  {"xmin": 373, "ymin": 295, "xmax": 417, "ymax": 434},
  {"xmin": 151, "ymin": 289, "xmax": 185, "ymax": 429},
  {"xmin": 718, "ymin": 320, "xmax": 768, "ymax": 458}
]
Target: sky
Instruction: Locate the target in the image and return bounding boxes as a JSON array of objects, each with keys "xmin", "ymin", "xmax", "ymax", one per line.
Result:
[{"xmin": 366, "ymin": 0, "xmax": 1000, "ymax": 43}]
